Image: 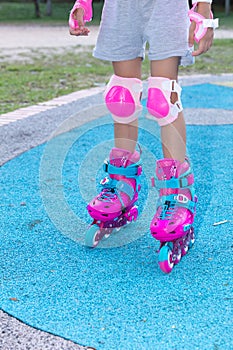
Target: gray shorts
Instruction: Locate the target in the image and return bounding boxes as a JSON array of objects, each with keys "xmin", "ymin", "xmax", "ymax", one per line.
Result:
[{"xmin": 93, "ymin": 0, "xmax": 194, "ymax": 66}]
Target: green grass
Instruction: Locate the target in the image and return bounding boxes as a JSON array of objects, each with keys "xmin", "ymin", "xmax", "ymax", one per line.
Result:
[
  {"xmin": 0, "ymin": 48, "xmax": 112, "ymax": 114},
  {"xmin": 179, "ymin": 39, "xmax": 233, "ymax": 75},
  {"xmin": 1, "ymin": 39, "xmax": 232, "ymax": 115},
  {"xmin": 0, "ymin": 1, "xmax": 103, "ymax": 25},
  {"xmin": 0, "ymin": 2, "xmax": 232, "ymax": 115},
  {"xmin": 217, "ymin": 13, "xmax": 233, "ymax": 29},
  {"xmin": 0, "ymin": 2, "xmax": 232, "ymax": 28},
  {"xmin": 214, "ymin": 7, "xmax": 233, "ymax": 29}
]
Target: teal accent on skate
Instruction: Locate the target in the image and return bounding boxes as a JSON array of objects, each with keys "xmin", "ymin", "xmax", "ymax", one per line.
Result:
[{"xmin": 1, "ymin": 84, "xmax": 233, "ymax": 350}]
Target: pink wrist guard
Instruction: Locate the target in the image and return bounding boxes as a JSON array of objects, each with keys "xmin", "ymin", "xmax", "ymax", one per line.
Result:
[
  {"xmin": 69, "ymin": 0, "xmax": 93, "ymax": 30},
  {"xmin": 189, "ymin": 2, "xmax": 219, "ymax": 43}
]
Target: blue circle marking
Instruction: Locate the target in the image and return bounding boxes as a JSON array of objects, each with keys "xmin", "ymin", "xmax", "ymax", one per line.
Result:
[{"xmin": 1, "ymin": 84, "xmax": 233, "ymax": 349}]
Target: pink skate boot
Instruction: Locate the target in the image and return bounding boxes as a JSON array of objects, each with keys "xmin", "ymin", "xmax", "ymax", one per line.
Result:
[
  {"xmin": 85, "ymin": 147, "xmax": 142, "ymax": 247},
  {"xmin": 150, "ymin": 158, "xmax": 197, "ymax": 273}
]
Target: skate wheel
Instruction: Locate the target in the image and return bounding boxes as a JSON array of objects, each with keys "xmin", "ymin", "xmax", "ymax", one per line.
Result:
[
  {"xmin": 189, "ymin": 228, "xmax": 195, "ymax": 248},
  {"xmin": 102, "ymin": 233, "xmax": 111, "ymax": 240},
  {"xmin": 124, "ymin": 207, "xmax": 138, "ymax": 223},
  {"xmin": 190, "ymin": 236, "xmax": 195, "ymax": 247},
  {"xmin": 101, "ymin": 227, "xmax": 113, "ymax": 240},
  {"xmin": 181, "ymin": 243, "xmax": 189, "ymax": 256},
  {"xmin": 174, "ymin": 250, "xmax": 182, "ymax": 265},
  {"xmin": 158, "ymin": 244, "xmax": 174, "ymax": 274},
  {"xmin": 85, "ymin": 224, "xmax": 101, "ymax": 248}
]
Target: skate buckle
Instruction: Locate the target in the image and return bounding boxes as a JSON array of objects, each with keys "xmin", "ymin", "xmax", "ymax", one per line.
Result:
[
  {"xmin": 100, "ymin": 177, "xmax": 109, "ymax": 185},
  {"xmin": 175, "ymin": 194, "xmax": 189, "ymax": 204},
  {"xmin": 184, "ymin": 224, "xmax": 192, "ymax": 232}
]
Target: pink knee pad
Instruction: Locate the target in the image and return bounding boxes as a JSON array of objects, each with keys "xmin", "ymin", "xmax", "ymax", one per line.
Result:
[
  {"xmin": 147, "ymin": 77, "xmax": 183, "ymax": 126},
  {"xmin": 104, "ymin": 75, "xmax": 143, "ymax": 124}
]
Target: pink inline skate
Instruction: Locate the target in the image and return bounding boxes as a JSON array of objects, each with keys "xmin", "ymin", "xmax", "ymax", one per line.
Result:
[
  {"xmin": 85, "ymin": 147, "xmax": 142, "ymax": 247},
  {"xmin": 150, "ymin": 158, "xmax": 198, "ymax": 273}
]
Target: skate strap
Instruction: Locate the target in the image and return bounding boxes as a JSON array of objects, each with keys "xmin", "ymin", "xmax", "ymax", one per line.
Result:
[
  {"xmin": 154, "ymin": 173, "xmax": 194, "ymax": 189},
  {"xmin": 101, "ymin": 159, "xmax": 141, "ymax": 207},
  {"xmin": 103, "ymin": 161, "xmax": 142, "ymax": 178},
  {"xmin": 158, "ymin": 194, "xmax": 196, "ymax": 213},
  {"xmin": 116, "ymin": 180, "xmax": 135, "ymax": 200},
  {"xmin": 100, "ymin": 178, "xmax": 135, "ymax": 206}
]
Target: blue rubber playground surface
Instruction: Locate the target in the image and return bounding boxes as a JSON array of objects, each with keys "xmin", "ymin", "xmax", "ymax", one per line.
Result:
[{"xmin": 1, "ymin": 80, "xmax": 233, "ymax": 349}]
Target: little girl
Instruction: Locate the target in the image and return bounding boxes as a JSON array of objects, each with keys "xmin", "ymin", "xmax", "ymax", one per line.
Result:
[{"xmin": 69, "ymin": 0, "xmax": 218, "ymax": 273}]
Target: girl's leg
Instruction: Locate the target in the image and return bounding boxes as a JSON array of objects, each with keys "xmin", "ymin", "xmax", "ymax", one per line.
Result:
[
  {"xmin": 86, "ymin": 59, "xmax": 143, "ymax": 247},
  {"xmin": 149, "ymin": 58, "xmax": 197, "ymax": 273},
  {"xmin": 112, "ymin": 58, "xmax": 142, "ymax": 153},
  {"xmin": 150, "ymin": 57, "xmax": 186, "ymax": 162}
]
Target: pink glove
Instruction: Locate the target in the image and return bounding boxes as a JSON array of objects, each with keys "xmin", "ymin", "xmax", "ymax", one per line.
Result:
[{"xmin": 69, "ymin": 0, "xmax": 93, "ymax": 30}]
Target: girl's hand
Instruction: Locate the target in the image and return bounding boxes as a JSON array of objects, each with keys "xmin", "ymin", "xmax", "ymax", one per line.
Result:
[
  {"xmin": 69, "ymin": 8, "xmax": 90, "ymax": 36},
  {"xmin": 189, "ymin": 3, "xmax": 214, "ymax": 56},
  {"xmin": 189, "ymin": 24, "xmax": 214, "ymax": 56}
]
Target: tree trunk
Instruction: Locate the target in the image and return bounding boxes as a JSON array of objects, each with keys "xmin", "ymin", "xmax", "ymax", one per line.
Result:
[
  {"xmin": 225, "ymin": 0, "xmax": 230, "ymax": 15},
  {"xmin": 34, "ymin": 0, "xmax": 40, "ymax": 18},
  {"xmin": 46, "ymin": 0, "xmax": 52, "ymax": 16}
]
